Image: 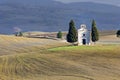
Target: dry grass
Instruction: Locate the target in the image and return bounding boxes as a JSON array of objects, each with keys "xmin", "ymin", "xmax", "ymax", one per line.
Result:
[
  {"xmin": 99, "ymin": 35, "xmax": 120, "ymax": 41},
  {"xmin": 0, "ymin": 35, "xmax": 66, "ymax": 55},
  {"xmin": 98, "ymin": 35, "xmax": 120, "ymax": 44},
  {"xmin": 0, "ymin": 35, "xmax": 120, "ymax": 80},
  {"xmin": 48, "ymin": 45, "xmax": 120, "ymax": 80}
]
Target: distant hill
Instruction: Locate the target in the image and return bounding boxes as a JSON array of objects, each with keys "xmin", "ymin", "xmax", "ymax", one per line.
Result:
[{"xmin": 0, "ymin": 0, "xmax": 120, "ymax": 34}]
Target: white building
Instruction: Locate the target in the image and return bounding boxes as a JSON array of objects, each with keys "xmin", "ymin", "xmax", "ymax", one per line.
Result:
[{"xmin": 78, "ymin": 24, "xmax": 91, "ymax": 45}]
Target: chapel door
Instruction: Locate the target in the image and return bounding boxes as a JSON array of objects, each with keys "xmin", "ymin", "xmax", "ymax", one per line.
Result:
[{"xmin": 82, "ymin": 39, "xmax": 86, "ymax": 45}]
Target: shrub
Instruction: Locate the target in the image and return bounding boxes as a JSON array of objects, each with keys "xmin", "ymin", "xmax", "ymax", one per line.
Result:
[{"xmin": 57, "ymin": 31, "xmax": 62, "ymax": 38}]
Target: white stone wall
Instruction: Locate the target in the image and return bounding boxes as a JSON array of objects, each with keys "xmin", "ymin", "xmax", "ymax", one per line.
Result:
[{"xmin": 78, "ymin": 24, "xmax": 90, "ymax": 45}]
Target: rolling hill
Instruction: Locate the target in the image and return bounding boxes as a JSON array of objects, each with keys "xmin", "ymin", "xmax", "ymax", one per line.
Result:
[
  {"xmin": 0, "ymin": 34, "xmax": 120, "ymax": 80},
  {"xmin": 0, "ymin": 0, "xmax": 120, "ymax": 34}
]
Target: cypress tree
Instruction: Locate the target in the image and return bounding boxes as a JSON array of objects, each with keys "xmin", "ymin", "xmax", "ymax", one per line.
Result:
[
  {"xmin": 91, "ymin": 20, "xmax": 99, "ymax": 43},
  {"xmin": 116, "ymin": 30, "xmax": 120, "ymax": 37},
  {"xmin": 57, "ymin": 31, "xmax": 62, "ymax": 38},
  {"xmin": 67, "ymin": 20, "xmax": 78, "ymax": 43}
]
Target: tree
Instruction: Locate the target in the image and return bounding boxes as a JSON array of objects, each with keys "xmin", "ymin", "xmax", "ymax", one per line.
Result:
[
  {"xmin": 15, "ymin": 32, "xmax": 18, "ymax": 36},
  {"xmin": 91, "ymin": 20, "xmax": 99, "ymax": 43},
  {"xmin": 67, "ymin": 20, "xmax": 78, "ymax": 43},
  {"xmin": 19, "ymin": 32, "xmax": 23, "ymax": 36},
  {"xmin": 116, "ymin": 30, "xmax": 120, "ymax": 37},
  {"xmin": 14, "ymin": 27, "xmax": 23, "ymax": 37},
  {"xmin": 57, "ymin": 31, "xmax": 62, "ymax": 38}
]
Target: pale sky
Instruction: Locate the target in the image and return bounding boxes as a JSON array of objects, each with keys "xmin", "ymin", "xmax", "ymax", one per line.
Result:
[{"xmin": 55, "ymin": 0, "xmax": 120, "ymax": 6}]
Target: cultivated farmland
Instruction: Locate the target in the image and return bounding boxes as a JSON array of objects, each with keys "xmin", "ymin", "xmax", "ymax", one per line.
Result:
[{"xmin": 0, "ymin": 34, "xmax": 120, "ymax": 80}]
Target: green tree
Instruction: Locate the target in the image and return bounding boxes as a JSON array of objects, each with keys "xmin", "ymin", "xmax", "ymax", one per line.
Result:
[
  {"xmin": 91, "ymin": 19, "xmax": 99, "ymax": 43},
  {"xmin": 15, "ymin": 32, "xmax": 18, "ymax": 36},
  {"xmin": 19, "ymin": 32, "xmax": 23, "ymax": 37},
  {"xmin": 67, "ymin": 20, "xmax": 78, "ymax": 44},
  {"xmin": 15, "ymin": 32, "xmax": 23, "ymax": 37},
  {"xmin": 57, "ymin": 31, "xmax": 62, "ymax": 38},
  {"xmin": 116, "ymin": 30, "xmax": 120, "ymax": 37}
]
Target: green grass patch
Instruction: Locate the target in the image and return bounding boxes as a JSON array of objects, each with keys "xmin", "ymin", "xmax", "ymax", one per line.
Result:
[
  {"xmin": 49, "ymin": 45, "xmax": 115, "ymax": 51},
  {"xmin": 48, "ymin": 45, "xmax": 120, "ymax": 54}
]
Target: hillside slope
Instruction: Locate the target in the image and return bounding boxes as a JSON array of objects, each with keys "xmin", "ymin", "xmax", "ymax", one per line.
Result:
[
  {"xmin": 0, "ymin": 35, "xmax": 120, "ymax": 80},
  {"xmin": 0, "ymin": 35, "xmax": 65, "ymax": 55}
]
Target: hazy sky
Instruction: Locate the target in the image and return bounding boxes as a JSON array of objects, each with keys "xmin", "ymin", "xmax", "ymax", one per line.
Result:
[{"xmin": 55, "ymin": 0, "xmax": 120, "ymax": 6}]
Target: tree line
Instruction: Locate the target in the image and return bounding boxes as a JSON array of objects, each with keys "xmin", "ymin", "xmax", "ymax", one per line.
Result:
[{"xmin": 14, "ymin": 19, "xmax": 120, "ymax": 43}]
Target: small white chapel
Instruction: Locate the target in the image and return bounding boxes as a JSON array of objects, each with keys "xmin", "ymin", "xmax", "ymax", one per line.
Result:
[{"xmin": 78, "ymin": 24, "xmax": 91, "ymax": 45}]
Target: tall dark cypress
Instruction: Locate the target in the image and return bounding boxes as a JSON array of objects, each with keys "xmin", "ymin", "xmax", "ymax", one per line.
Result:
[
  {"xmin": 67, "ymin": 20, "xmax": 78, "ymax": 43},
  {"xmin": 91, "ymin": 19, "xmax": 99, "ymax": 43},
  {"xmin": 116, "ymin": 30, "xmax": 120, "ymax": 37}
]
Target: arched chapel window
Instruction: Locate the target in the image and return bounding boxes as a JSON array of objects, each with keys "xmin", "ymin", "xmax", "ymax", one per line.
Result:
[{"xmin": 83, "ymin": 34, "xmax": 85, "ymax": 37}]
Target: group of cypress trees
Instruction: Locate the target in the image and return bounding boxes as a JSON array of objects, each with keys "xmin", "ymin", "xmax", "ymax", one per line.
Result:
[{"xmin": 67, "ymin": 19, "xmax": 99, "ymax": 44}]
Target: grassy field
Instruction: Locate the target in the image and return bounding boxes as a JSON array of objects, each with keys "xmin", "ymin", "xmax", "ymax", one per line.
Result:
[{"xmin": 0, "ymin": 35, "xmax": 120, "ymax": 80}]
